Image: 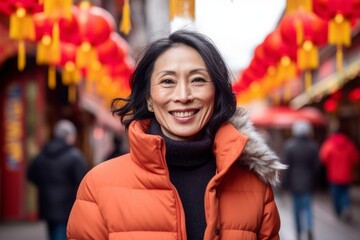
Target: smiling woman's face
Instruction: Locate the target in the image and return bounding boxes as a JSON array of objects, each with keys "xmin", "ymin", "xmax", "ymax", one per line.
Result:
[{"xmin": 147, "ymin": 44, "xmax": 215, "ymax": 141}]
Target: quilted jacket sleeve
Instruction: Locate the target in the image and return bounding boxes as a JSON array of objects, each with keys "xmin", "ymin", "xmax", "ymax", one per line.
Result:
[
  {"xmin": 258, "ymin": 184, "xmax": 280, "ymax": 240},
  {"xmin": 67, "ymin": 171, "xmax": 108, "ymax": 240}
]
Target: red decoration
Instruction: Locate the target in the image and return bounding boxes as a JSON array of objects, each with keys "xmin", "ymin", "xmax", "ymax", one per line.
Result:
[
  {"xmin": 313, "ymin": 0, "xmax": 360, "ymax": 71},
  {"xmin": 313, "ymin": 0, "xmax": 360, "ymax": 19},
  {"xmin": 0, "ymin": 0, "xmax": 42, "ymax": 15},
  {"xmin": 263, "ymin": 28, "xmax": 297, "ymax": 63},
  {"xmin": 58, "ymin": 42, "xmax": 77, "ymax": 67},
  {"xmin": 97, "ymin": 32, "xmax": 129, "ymax": 67},
  {"xmin": 1, "ymin": 0, "xmax": 43, "ymax": 70},
  {"xmin": 324, "ymin": 98, "xmax": 338, "ymax": 112},
  {"xmin": 253, "ymin": 43, "xmax": 276, "ymax": 70},
  {"xmin": 280, "ymin": 9, "xmax": 328, "ymax": 48},
  {"xmin": 33, "ymin": 11, "xmax": 80, "ymax": 45},
  {"xmin": 71, "ymin": 3, "xmax": 116, "ymax": 70},
  {"xmin": 349, "ymin": 87, "xmax": 360, "ymax": 101},
  {"xmin": 279, "ymin": 9, "xmax": 328, "ymax": 91},
  {"xmin": 72, "ymin": 4, "xmax": 116, "ymax": 46}
]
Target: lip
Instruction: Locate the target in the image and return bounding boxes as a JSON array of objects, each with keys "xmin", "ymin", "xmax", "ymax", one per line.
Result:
[{"xmin": 169, "ymin": 109, "xmax": 199, "ymax": 122}]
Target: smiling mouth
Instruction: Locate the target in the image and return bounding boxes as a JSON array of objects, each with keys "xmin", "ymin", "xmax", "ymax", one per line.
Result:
[{"xmin": 170, "ymin": 110, "xmax": 198, "ymax": 118}]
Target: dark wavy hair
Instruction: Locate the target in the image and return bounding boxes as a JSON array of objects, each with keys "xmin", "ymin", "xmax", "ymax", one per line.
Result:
[{"xmin": 111, "ymin": 29, "xmax": 237, "ymax": 138}]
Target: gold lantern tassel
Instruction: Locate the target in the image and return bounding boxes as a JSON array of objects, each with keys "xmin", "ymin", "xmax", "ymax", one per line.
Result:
[
  {"xmin": 18, "ymin": 40, "xmax": 26, "ymax": 71},
  {"xmin": 298, "ymin": 0, "xmax": 312, "ymax": 12},
  {"xmin": 10, "ymin": 8, "xmax": 35, "ymax": 71},
  {"xmin": 295, "ymin": 19, "xmax": 303, "ymax": 46},
  {"xmin": 286, "ymin": 0, "xmax": 297, "ymax": 14},
  {"xmin": 284, "ymin": 82, "xmax": 292, "ymax": 102},
  {"xmin": 182, "ymin": 0, "xmax": 195, "ymax": 20},
  {"xmin": 51, "ymin": 21, "xmax": 61, "ymax": 64},
  {"xmin": 336, "ymin": 44, "xmax": 343, "ymax": 72},
  {"xmin": 10, "ymin": 8, "xmax": 35, "ymax": 40},
  {"xmin": 297, "ymin": 41, "xmax": 318, "ymax": 70},
  {"xmin": 76, "ymin": 42, "xmax": 98, "ymax": 69},
  {"xmin": 68, "ymin": 85, "xmax": 77, "ymax": 103},
  {"xmin": 36, "ymin": 35, "xmax": 52, "ymax": 64},
  {"xmin": 48, "ymin": 66, "xmax": 57, "ymax": 89},
  {"xmin": 62, "ymin": 62, "xmax": 73, "ymax": 85},
  {"xmin": 329, "ymin": 14, "xmax": 351, "ymax": 72},
  {"xmin": 44, "ymin": 0, "xmax": 73, "ymax": 19},
  {"xmin": 62, "ymin": 0, "xmax": 73, "ymax": 19},
  {"xmin": 120, "ymin": 0, "xmax": 131, "ymax": 35},
  {"xmin": 304, "ymin": 70, "xmax": 312, "ymax": 93},
  {"xmin": 169, "ymin": 0, "xmax": 176, "ymax": 21}
]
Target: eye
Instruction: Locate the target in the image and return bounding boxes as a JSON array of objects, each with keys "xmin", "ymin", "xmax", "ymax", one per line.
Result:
[
  {"xmin": 192, "ymin": 77, "xmax": 206, "ymax": 83},
  {"xmin": 159, "ymin": 78, "xmax": 175, "ymax": 85},
  {"xmin": 191, "ymin": 77, "xmax": 212, "ymax": 86}
]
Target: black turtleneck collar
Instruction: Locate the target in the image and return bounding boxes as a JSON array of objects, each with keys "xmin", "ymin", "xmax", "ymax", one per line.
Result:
[
  {"xmin": 148, "ymin": 119, "xmax": 214, "ymax": 168},
  {"xmin": 147, "ymin": 119, "xmax": 216, "ymax": 239}
]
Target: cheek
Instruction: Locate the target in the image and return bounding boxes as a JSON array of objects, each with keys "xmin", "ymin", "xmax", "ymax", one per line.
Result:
[
  {"xmin": 201, "ymin": 89, "xmax": 215, "ymax": 107},
  {"xmin": 149, "ymin": 86, "xmax": 165, "ymax": 106}
]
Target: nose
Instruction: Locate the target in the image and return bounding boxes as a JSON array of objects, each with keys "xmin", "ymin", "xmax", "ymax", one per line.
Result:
[{"xmin": 173, "ymin": 80, "xmax": 194, "ymax": 102}]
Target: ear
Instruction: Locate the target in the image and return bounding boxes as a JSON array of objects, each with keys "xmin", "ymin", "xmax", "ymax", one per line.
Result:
[{"xmin": 147, "ymin": 98, "xmax": 153, "ymax": 112}]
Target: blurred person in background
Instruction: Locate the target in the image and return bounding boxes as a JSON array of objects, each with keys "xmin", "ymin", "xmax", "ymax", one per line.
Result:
[
  {"xmin": 27, "ymin": 119, "xmax": 88, "ymax": 240},
  {"xmin": 103, "ymin": 134, "xmax": 127, "ymax": 161},
  {"xmin": 67, "ymin": 29, "xmax": 286, "ymax": 239},
  {"xmin": 319, "ymin": 124, "xmax": 359, "ymax": 222},
  {"xmin": 283, "ymin": 120, "xmax": 320, "ymax": 240}
]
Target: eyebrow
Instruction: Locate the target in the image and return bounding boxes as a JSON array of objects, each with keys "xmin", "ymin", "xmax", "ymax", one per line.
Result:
[{"xmin": 156, "ymin": 68, "xmax": 209, "ymax": 77}]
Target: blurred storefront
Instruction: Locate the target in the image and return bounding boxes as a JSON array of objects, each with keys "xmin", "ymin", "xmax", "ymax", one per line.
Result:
[
  {"xmin": 0, "ymin": 21, "xmax": 123, "ymax": 221},
  {"xmin": 0, "ymin": 0, "xmax": 170, "ymax": 222}
]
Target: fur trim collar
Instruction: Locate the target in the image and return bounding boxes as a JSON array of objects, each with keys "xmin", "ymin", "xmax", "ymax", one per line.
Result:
[{"xmin": 230, "ymin": 108, "xmax": 287, "ymax": 186}]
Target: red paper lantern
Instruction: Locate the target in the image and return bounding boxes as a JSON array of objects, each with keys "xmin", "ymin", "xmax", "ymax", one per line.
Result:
[
  {"xmin": 313, "ymin": 0, "xmax": 360, "ymax": 19},
  {"xmin": 97, "ymin": 32, "xmax": 129, "ymax": 67},
  {"xmin": 72, "ymin": 4, "xmax": 116, "ymax": 46},
  {"xmin": 104, "ymin": 57, "xmax": 134, "ymax": 91},
  {"xmin": 58, "ymin": 42, "xmax": 83, "ymax": 103},
  {"xmin": 280, "ymin": 9, "xmax": 328, "ymax": 48},
  {"xmin": 71, "ymin": 3, "xmax": 116, "ymax": 69},
  {"xmin": 263, "ymin": 29, "xmax": 297, "ymax": 63},
  {"xmin": 235, "ymin": 67, "xmax": 261, "ymax": 92},
  {"xmin": 33, "ymin": 11, "xmax": 80, "ymax": 64},
  {"xmin": 253, "ymin": 43, "xmax": 277, "ymax": 69},
  {"xmin": 263, "ymin": 29, "xmax": 299, "ymax": 83},
  {"xmin": 279, "ymin": 9, "xmax": 328, "ymax": 91},
  {"xmin": 0, "ymin": 0, "xmax": 42, "ymax": 15},
  {"xmin": 313, "ymin": 0, "xmax": 360, "ymax": 71},
  {"xmin": 58, "ymin": 42, "xmax": 77, "ymax": 67},
  {"xmin": 248, "ymin": 58, "xmax": 267, "ymax": 80}
]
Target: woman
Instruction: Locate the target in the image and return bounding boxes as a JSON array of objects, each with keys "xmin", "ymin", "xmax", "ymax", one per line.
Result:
[{"xmin": 67, "ymin": 30, "xmax": 286, "ymax": 240}]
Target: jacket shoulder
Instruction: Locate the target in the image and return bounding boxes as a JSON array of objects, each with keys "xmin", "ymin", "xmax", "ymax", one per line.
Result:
[{"xmin": 85, "ymin": 154, "xmax": 133, "ymax": 185}]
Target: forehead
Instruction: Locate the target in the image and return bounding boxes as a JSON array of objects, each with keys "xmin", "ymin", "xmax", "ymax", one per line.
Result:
[{"xmin": 153, "ymin": 44, "xmax": 205, "ymax": 69}]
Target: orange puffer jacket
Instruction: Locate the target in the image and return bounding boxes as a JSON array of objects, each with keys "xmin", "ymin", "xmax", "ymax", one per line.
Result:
[{"xmin": 67, "ymin": 110, "xmax": 285, "ymax": 240}]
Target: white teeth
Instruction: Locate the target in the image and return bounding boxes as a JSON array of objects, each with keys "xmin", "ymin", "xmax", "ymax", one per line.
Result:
[{"xmin": 173, "ymin": 111, "xmax": 195, "ymax": 117}]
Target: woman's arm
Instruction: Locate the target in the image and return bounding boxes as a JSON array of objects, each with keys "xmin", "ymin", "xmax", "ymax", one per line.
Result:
[
  {"xmin": 258, "ymin": 184, "xmax": 280, "ymax": 240},
  {"xmin": 67, "ymin": 172, "xmax": 108, "ymax": 240}
]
